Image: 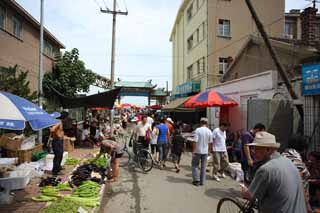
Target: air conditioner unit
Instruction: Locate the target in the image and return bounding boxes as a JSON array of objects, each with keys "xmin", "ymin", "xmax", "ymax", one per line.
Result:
[{"xmin": 283, "ymin": 34, "xmax": 294, "ymax": 39}]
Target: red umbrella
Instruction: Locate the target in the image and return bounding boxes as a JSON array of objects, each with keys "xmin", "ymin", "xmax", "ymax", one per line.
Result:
[
  {"xmin": 183, "ymin": 90, "xmax": 238, "ymax": 108},
  {"xmin": 147, "ymin": 105, "xmax": 162, "ymax": 110}
]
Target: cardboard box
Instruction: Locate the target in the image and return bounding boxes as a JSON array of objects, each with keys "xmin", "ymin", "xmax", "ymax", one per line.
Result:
[{"xmin": 0, "ymin": 134, "xmax": 24, "ymax": 150}]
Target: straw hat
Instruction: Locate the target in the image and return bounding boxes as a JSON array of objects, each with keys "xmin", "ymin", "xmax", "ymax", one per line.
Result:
[
  {"xmin": 248, "ymin": 131, "xmax": 280, "ymax": 148},
  {"xmin": 166, "ymin": 118, "xmax": 174, "ymax": 124}
]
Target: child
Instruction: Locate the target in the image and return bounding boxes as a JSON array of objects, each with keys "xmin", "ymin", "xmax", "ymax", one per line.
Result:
[{"xmin": 171, "ymin": 126, "xmax": 185, "ymax": 173}]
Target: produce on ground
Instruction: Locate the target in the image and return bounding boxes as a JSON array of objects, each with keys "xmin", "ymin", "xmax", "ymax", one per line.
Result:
[
  {"xmin": 39, "ymin": 177, "xmax": 61, "ymax": 187},
  {"xmin": 41, "ymin": 186, "xmax": 60, "ymax": 197},
  {"xmin": 85, "ymin": 155, "xmax": 109, "ymax": 168},
  {"xmin": 64, "ymin": 196, "xmax": 100, "ymax": 208},
  {"xmin": 65, "ymin": 158, "xmax": 81, "ymax": 165},
  {"xmin": 40, "ymin": 198, "xmax": 88, "ymax": 213},
  {"xmin": 71, "ymin": 164, "xmax": 106, "ymax": 186},
  {"xmin": 32, "ymin": 195, "xmax": 58, "ymax": 202},
  {"xmin": 55, "ymin": 183, "xmax": 73, "ymax": 191},
  {"xmin": 73, "ymin": 180, "xmax": 100, "ymax": 198}
]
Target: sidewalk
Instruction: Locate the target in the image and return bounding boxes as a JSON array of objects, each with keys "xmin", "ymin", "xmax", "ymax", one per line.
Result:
[{"xmin": 0, "ymin": 148, "xmax": 98, "ymax": 213}]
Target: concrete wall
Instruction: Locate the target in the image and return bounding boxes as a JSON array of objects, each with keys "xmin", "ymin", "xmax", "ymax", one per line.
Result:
[
  {"xmin": 0, "ymin": 2, "xmax": 61, "ymax": 92},
  {"xmin": 207, "ymin": 0, "xmax": 285, "ymax": 87},
  {"xmin": 207, "ymin": 71, "xmax": 277, "ymax": 131}
]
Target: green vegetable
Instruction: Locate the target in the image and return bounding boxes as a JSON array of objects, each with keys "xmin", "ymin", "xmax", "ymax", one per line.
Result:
[
  {"xmin": 41, "ymin": 186, "xmax": 60, "ymax": 197},
  {"xmin": 40, "ymin": 199, "xmax": 88, "ymax": 213},
  {"xmin": 64, "ymin": 196, "xmax": 100, "ymax": 207},
  {"xmin": 65, "ymin": 158, "xmax": 81, "ymax": 165},
  {"xmin": 73, "ymin": 181, "xmax": 100, "ymax": 198},
  {"xmin": 32, "ymin": 195, "xmax": 57, "ymax": 202},
  {"xmin": 55, "ymin": 183, "xmax": 72, "ymax": 191}
]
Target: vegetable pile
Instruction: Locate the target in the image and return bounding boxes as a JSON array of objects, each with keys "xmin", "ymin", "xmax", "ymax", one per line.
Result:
[
  {"xmin": 71, "ymin": 164, "xmax": 106, "ymax": 186},
  {"xmin": 41, "ymin": 186, "xmax": 60, "ymax": 197},
  {"xmin": 73, "ymin": 181, "xmax": 100, "ymax": 198},
  {"xmin": 55, "ymin": 183, "xmax": 73, "ymax": 191},
  {"xmin": 39, "ymin": 177, "xmax": 61, "ymax": 187},
  {"xmin": 40, "ymin": 199, "xmax": 88, "ymax": 213},
  {"xmin": 85, "ymin": 155, "xmax": 109, "ymax": 169},
  {"xmin": 65, "ymin": 158, "xmax": 81, "ymax": 166}
]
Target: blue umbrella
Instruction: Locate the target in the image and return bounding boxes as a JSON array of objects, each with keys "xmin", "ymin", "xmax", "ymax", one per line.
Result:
[{"xmin": 0, "ymin": 91, "xmax": 60, "ymax": 131}]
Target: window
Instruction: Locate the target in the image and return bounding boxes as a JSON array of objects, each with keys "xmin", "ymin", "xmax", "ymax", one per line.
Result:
[
  {"xmin": 218, "ymin": 19, "xmax": 231, "ymax": 37},
  {"xmin": 219, "ymin": 57, "xmax": 228, "ymax": 75},
  {"xmin": 44, "ymin": 41, "xmax": 54, "ymax": 57},
  {"xmin": 187, "ymin": 3, "xmax": 193, "ymax": 22},
  {"xmin": 197, "ymin": 60, "xmax": 201, "ymax": 74},
  {"xmin": 284, "ymin": 21, "xmax": 297, "ymax": 39},
  {"xmin": 187, "ymin": 35, "xmax": 194, "ymax": 50},
  {"xmin": 12, "ymin": 16, "xmax": 22, "ymax": 38},
  {"xmin": 196, "ymin": 28, "xmax": 200, "ymax": 42},
  {"xmin": 187, "ymin": 65, "xmax": 193, "ymax": 80},
  {"xmin": 0, "ymin": 5, "xmax": 5, "ymax": 29}
]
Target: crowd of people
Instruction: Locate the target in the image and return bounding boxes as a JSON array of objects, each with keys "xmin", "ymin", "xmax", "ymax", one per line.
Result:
[{"xmin": 49, "ymin": 109, "xmax": 320, "ymax": 213}]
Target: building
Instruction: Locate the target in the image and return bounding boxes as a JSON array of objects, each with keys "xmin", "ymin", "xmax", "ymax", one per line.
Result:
[
  {"xmin": 170, "ymin": 0, "xmax": 284, "ymax": 99},
  {"xmin": 284, "ymin": 8, "xmax": 320, "ymax": 41},
  {"xmin": 0, "ymin": 0, "xmax": 65, "ymax": 92}
]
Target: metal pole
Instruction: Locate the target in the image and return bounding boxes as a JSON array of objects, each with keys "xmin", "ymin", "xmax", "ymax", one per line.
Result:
[
  {"xmin": 110, "ymin": 0, "xmax": 117, "ymax": 135},
  {"xmin": 245, "ymin": 0, "xmax": 304, "ymax": 118},
  {"xmin": 38, "ymin": 0, "xmax": 44, "ymax": 143}
]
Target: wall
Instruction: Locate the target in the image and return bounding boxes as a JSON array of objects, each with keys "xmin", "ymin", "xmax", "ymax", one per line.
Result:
[
  {"xmin": 0, "ymin": 2, "xmax": 60, "ymax": 92},
  {"xmin": 207, "ymin": 0, "xmax": 285, "ymax": 87},
  {"xmin": 207, "ymin": 71, "xmax": 277, "ymax": 131}
]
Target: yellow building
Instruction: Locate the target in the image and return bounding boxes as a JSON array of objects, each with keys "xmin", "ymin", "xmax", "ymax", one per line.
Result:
[{"xmin": 170, "ymin": 0, "xmax": 284, "ymax": 98}]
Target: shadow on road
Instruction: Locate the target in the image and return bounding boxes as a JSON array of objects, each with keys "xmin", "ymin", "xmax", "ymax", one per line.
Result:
[
  {"xmin": 180, "ymin": 164, "xmax": 192, "ymax": 172},
  {"xmin": 166, "ymin": 175, "xmax": 191, "ymax": 184},
  {"xmin": 205, "ymin": 188, "xmax": 241, "ymax": 200}
]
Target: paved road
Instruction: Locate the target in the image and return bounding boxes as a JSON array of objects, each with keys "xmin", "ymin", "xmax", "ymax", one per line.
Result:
[{"xmin": 99, "ymin": 152, "xmax": 242, "ymax": 213}]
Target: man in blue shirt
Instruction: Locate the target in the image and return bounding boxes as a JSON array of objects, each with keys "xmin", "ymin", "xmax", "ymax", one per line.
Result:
[{"xmin": 156, "ymin": 118, "xmax": 169, "ymax": 169}]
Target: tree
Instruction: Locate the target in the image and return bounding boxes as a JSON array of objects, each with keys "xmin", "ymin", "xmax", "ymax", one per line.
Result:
[
  {"xmin": 43, "ymin": 48, "xmax": 96, "ymax": 98},
  {"xmin": 0, "ymin": 65, "xmax": 37, "ymax": 101}
]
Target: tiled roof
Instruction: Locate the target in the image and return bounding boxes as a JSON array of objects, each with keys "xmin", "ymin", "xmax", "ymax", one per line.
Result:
[{"xmin": 115, "ymin": 81, "xmax": 156, "ymax": 89}]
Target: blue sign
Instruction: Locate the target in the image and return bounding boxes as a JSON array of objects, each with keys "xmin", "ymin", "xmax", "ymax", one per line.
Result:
[
  {"xmin": 302, "ymin": 64, "xmax": 320, "ymax": 96},
  {"xmin": 175, "ymin": 81, "xmax": 200, "ymax": 95}
]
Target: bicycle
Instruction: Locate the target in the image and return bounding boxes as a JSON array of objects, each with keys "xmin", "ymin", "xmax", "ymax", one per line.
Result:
[
  {"xmin": 116, "ymin": 132, "xmax": 154, "ymax": 173},
  {"xmin": 217, "ymin": 197, "xmax": 258, "ymax": 213}
]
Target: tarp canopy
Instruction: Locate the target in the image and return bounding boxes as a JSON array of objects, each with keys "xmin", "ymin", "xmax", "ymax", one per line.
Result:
[
  {"xmin": 52, "ymin": 87, "xmax": 121, "ymax": 109},
  {"xmin": 162, "ymin": 97, "xmax": 195, "ymax": 112}
]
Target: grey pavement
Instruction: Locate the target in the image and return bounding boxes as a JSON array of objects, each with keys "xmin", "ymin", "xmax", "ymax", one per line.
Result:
[{"xmin": 99, "ymin": 152, "xmax": 242, "ymax": 213}]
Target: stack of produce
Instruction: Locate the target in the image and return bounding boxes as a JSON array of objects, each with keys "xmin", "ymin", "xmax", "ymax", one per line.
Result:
[
  {"xmin": 65, "ymin": 158, "xmax": 81, "ymax": 166},
  {"xmin": 85, "ymin": 155, "xmax": 109, "ymax": 169},
  {"xmin": 63, "ymin": 181, "xmax": 101, "ymax": 207},
  {"xmin": 40, "ymin": 199, "xmax": 88, "ymax": 213},
  {"xmin": 39, "ymin": 177, "xmax": 61, "ymax": 187},
  {"xmin": 71, "ymin": 164, "xmax": 106, "ymax": 186},
  {"xmin": 55, "ymin": 183, "xmax": 73, "ymax": 191},
  {"xmin": 32, "ymin": 186, "xmax": 60, "ymax": 202}
]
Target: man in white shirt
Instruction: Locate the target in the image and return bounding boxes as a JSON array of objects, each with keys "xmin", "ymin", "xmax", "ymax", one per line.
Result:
[
  {"xmin": 147, "ymin": 113, "xmax": 154, "ymax": 126},
  {"xmin": 192, "ymin": 118, "xmax": 213, "ymax": 186},
  {"xmin": 134, "ymin": 115, "xmax": 151, "ymax": 150},
  {"xmin": 212, "ymin": 122, "xmax": 230, "ymax": 181}
]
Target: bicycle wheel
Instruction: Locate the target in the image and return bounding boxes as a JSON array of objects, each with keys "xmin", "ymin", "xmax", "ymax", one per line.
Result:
[
  {"xmin": 137, "ymin": 149, "xmax": 153, "ymax": 172},
  {"xmin": 217, "ymin": 197, "xmax": 245, "ymax": 213}
]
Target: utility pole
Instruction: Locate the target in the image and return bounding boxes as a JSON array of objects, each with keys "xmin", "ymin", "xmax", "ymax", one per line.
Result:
[
  {"xmin": 38, "ymin": 0, "xmax": 44, "ymax": 143},
  {"xmin": 100, "ymin": 0, "xmax": 128, "ymax": 134},
  {"xmin": 245, "ymin": 0, "xmax": 304, "ymax": 118}
]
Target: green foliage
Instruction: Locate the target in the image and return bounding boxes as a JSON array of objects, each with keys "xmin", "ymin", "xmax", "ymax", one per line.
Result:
[
  {"xmin": 43, "ymin": 48, "xmax": 96, "ymax": 98},
  {"xmin": 0, "ymin": 65, "xmax": 37, "ymax": 101}
]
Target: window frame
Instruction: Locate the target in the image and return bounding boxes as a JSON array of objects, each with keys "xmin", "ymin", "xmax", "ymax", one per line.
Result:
[
  {"xmin": 187, "ymin": 3, "xmax": 193, "ymax": 22},
  {"xmin": 187, "ymin": 65, "xmax": 193, "ymax": 80},
  {"xmin": 218, "ymin": 57, "xmax": 228, "ymax": 75},
  {"xmin": 218, "ymin": 19, "xmax": 231, "ymax": 38},
  {"xmin": 187, "ymin": 35, "xmax": 194, "ymax": 51},
  {"xmin": 12, "ymin": 15, "xmax": 22, "ymax": 39},
  {"xmin": 0, "ymin": 4, "xmax": 6, "ymax": 29}
]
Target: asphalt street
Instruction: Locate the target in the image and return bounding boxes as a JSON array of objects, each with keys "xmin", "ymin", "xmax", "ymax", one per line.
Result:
[{"xmin": 99, "ymin": 151, "xmax": 242, "ymax": 213}]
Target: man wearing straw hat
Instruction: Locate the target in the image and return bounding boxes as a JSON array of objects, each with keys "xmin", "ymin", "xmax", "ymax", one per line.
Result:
[{"xmin": 241, "ymin": 131, "xmax": 307, "ymax": 213}]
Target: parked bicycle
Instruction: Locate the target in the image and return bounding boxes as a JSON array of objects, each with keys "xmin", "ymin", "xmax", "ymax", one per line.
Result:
[
  {"xmin": 116, "ymin": 132, "xmax": 154, "ymax": 173},
  {"xmin": 217, "ymin": 197, "xmax": 258, "ymax": 213}
]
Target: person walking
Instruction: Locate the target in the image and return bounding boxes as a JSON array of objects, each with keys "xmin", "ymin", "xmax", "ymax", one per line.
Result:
[
  {"xmin": 212, "ymin": 122, "xmax": 229, "ymax": 181},
  {"xmin": 171, "ymin": 126, "xmax": 186, "ymax": 173},
  {"xmin": 241, "ymin": 123, "xmax": 266, "ymax": 183},
  {"xmin": 50, "ymin": 120, "xmax": 64, "ymax": 176},
  {"xmin": 150, "ymin": 122, "xmax": 159, "ymax": 162},
  {"xmin": 133, "ymin": 115, "xmax": 151, "ymax": 150},
  {"xmin": 192, "ymin": 118, "xmax": 213, "ymax": 186},
  {"xmin": 241, "ymin": 131, "xmax": 307, "ymax": 213},
  {"xmin": 156, "ymin": 118, "xmax": 169, "ymax": 169}
]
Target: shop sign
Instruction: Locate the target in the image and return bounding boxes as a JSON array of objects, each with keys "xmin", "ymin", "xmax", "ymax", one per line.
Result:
[
  {"xmin": 176, "ymin": 81, "xmax": 200, "ymax": 95},
  {"xmin": 302, "ymin": 64, "xmax": 320, "ymax": 96}
]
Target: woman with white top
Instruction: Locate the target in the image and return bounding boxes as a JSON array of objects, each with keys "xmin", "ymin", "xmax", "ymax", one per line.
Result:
[{"xmin": 150, "ymin": 122, "xmax": 159, "ymax": 162}]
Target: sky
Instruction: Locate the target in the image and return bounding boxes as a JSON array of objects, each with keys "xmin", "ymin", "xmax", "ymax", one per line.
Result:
[{"xmin": 16, "ymin": 0, "xmax": 318, "ymax": 106}]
